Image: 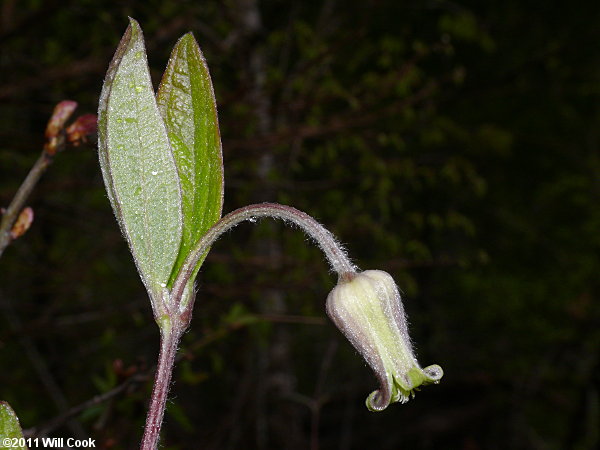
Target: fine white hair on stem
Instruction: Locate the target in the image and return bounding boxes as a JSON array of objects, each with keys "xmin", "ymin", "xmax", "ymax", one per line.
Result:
[{"xmin": 171, "ymin": 203, "xmax": 358, "ymax": 305}]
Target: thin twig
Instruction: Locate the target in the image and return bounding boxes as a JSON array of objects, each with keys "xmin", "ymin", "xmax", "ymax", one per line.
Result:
[
  {"xmin": 224, "ymin": 82, "xmax": 436, "ymax": 152},
  {"xmin": 21, "ymin": 315, "xmax": 255, "ymax": 440},
  {"xmin": 0, "ymin": 100, "xmax": 79, "ymax": 258},
  {"xmin": 24, "ymin": 372, "xmax": 148, "ymax": 438},
  {"xmin": 0, "ymin": 153, "xmax": 52, "ymax": 257},
  {"xmin": 1, "ymin": 292, "xmax": 87, "ymax": 439}
]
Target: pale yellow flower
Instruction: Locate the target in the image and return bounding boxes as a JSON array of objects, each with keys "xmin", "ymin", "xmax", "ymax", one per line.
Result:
[{"xmin": 326, "ymin": 270, "xmax": 443, "ymax": 411}]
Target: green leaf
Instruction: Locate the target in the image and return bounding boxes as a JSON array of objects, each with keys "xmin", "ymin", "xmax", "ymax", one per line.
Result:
[
  {"xmin": 156, "ymin": 33, "xmax": 224, "ymax": 287},
  {"xmin": 0, "ymin": 402, "xmax": 27, "ymax": 449},
  {"xmin": 98, "ymin": 18, "xmax": 183, "ymax": 301}
]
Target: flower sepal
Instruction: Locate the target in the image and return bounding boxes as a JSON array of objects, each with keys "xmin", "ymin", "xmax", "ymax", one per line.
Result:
[
  {"xmin": 326, "ymin": 270, "xmax": 443, "ymax": 412},
  {"xmin": 367, "ymin": 364, "xmax": 443, "ymax": 411}
]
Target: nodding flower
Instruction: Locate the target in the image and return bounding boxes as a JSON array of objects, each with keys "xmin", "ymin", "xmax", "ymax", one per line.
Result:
[{"xmin": 326, "ymin": 270, "xmax": 443, "ymax": 411}]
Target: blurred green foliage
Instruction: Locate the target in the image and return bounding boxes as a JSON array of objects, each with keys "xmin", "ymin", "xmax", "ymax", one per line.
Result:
[{"xmin": 0, "ymin": 1, "xmax": 598, "ymax": 449}]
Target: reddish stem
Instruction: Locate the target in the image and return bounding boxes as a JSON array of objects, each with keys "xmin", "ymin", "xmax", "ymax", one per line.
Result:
[{"xmin": 140, "ymin": 326, "xmax": 182, "ymax": 450}]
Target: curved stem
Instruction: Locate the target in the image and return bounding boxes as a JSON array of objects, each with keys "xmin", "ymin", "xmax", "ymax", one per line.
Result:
[
  {"xmin": 142, "ymin": 203, "xmax": 356, "ymax": 447},
  {"xmin": 171, "ymin": 203, "xmax": 357, "ymax": 308},
  {"xmin": 140, "ymin": 325, "xmax": 181, "ymax": 450}
]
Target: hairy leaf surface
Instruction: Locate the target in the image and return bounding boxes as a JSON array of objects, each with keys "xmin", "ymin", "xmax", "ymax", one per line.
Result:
[{"xmin": 98, "ymin": 18, "xmax": 183, "ymax": 299}]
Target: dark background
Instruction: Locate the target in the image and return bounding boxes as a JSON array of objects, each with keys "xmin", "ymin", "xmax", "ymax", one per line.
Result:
[{"xmin": 1, "ymin": 1, "xmax": 598, "ymax": 449}]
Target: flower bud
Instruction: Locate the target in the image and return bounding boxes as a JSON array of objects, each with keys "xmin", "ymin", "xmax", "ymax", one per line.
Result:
[{"xmin": 326, "ymin": 270, "xmax": 443, "ymax": 411}]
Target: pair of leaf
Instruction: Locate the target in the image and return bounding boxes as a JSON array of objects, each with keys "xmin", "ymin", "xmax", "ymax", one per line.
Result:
[{"xmin": 98, "ymin": 18, "xmax": 223, "ymax": 313}]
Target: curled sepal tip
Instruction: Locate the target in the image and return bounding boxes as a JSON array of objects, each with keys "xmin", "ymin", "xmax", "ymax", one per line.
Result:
[
  {"xmin": 366, "ymin": 364, "xmax": 443, "ymax": 411},
  {"xmin": 326, "ymin": 270, "xmax": 443, "ymax": 412}
]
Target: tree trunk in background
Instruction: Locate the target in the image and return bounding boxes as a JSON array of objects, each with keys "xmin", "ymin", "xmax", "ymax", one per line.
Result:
[{"xmin": 231, "ymin": 1, "xmax": 302, "ymax": 448}]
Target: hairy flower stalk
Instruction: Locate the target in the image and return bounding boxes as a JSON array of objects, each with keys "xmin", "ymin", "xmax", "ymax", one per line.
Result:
[
  {"xmin": 141, "ymin": 202, "xmax": 444, "ymax": 447},
  {"xmin": 171, "ymin": 202, "xmax": 357, "ymax": 311},
  {"xmin": 142, "ymin": 202, "xmax": 443, "ymax": 447},
  {"xmin": 173, "ymin": 203, "xmax": 443, "ymax": 413}
]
